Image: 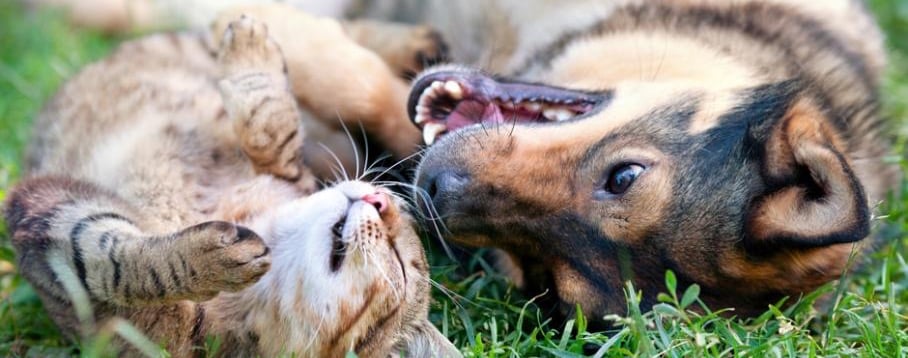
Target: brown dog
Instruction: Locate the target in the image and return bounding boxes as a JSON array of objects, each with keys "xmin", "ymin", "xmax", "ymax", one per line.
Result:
[{"xmin": 399, "ymin": 0, "xmax": 899, "ymax": 323}]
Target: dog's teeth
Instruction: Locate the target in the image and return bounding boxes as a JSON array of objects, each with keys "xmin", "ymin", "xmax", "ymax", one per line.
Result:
[
  {"xmin": 414, "ymin": 113, "xmax": 426, "ymax": 124},
  {"xmin": 541, "ymin": 104, "xmax": 577, "ymax": 121},
  {"xmin": 419, "ymin": 88, "xmax": 435, "ymax": 106},
  {"xmin": 431, "ymin": 81, "xmax": 444, "ymax": 91},
  {"xmin": 556, "ymin": 109, "xmax": 574, "ymax": 121},
  {"xmin": 443, "ymin": 81, "xmax": 463, "ymax": 100},
  {"xmin": 501, "ymin": 101, "xmax": 515, "ymax": 110},
  {"xmin": 416, "ymin": 104, "xmax": 430, "ymax": 114},
  {"xmin": 422, "ymin": 122, "xmax": 446, "ymax": 145},
  {"xmin": 523, "ymin": 102, "xmax": 542, "ymax": 112}
]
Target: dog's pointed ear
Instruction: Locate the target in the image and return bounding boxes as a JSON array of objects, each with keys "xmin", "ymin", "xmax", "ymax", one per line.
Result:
[
  {"xmin": 394, "ymin": 319, "xmax": 461, "ymax": 357},
  {"xmin": 742, "ymin": 81, "xmax": 870, "ymax": 250}
]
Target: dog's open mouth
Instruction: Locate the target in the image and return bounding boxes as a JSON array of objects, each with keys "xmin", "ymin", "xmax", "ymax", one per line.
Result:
[{"xmin": 408, "ymin": 71, "xmax": 608, "ymax": 145}]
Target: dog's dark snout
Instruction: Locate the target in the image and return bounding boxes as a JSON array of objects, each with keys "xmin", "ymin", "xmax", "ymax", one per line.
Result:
[
  {"xmin": 426, "ymin": 170, "xmax": 469, "ymax": 203},
  {"xmin": 416, "ymin": 166, "xmax": 471, "ymax": 221},
  {"xmin": 414, "ymin": 139, "xmax": 479, "ymax": 228}
]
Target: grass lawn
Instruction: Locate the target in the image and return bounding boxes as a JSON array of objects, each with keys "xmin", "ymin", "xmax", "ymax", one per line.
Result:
[{"xmin": 1, "ymin": 1, "xmax": 907, "ymax": 357}]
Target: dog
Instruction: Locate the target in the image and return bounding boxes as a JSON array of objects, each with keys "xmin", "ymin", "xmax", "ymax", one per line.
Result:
[{"xmin": 398, "ymin": 0, "xmax": 899, "ymax": 324}]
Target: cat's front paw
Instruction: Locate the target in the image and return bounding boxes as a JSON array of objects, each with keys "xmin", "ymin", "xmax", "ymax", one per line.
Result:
[
  {"xmin": 179, "ymin": 221, "xmax": 271, "ymax": 299},
  {"xmin": 216, "ymin": 15, "xmax": 306, "ymax": 182},
  {"xmin": 217, "ymin": 15, "xmax": 285, "ymax": 75}
]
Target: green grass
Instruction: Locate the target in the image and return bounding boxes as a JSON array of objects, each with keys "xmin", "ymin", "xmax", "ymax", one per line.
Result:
[
  {"xmin": 1, "ymin": 1, "xmax": 907, "ymax": 357},
  {"xmin": 0, "ymin": 2, "xmax": 116, "ymax": 356}
]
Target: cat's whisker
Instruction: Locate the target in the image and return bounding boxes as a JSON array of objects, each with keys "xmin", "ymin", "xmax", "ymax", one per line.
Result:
[
  {"xmin": 334, "ymin": 112, "xmax": 361, "ymax": 180},
  {"xmin": 369, "ymin": 179, "xmax": 456, "ymax": 239},
  {"xmin": 306, "ymin": 312, "xmax": 327, "ymax": 351},
  {"xmin": 369, "ymin": 247, "xmax": 399, "ymax": 300},
  {"xmin": 357, "ymin": 120, "xmax": 370, "ymax": 182},
  {"xmin": 358, "ymin": 154, "xmax": 396, "ymax": 181},
  {"xmin": 317, "ymin": 142, "xmax": 351, "ymax": 183},
  {"xmin": 413, "ymin": 274, "xmax": 487, "ymax": 313},
  {"xmin": 376, "ymin": 180, "xmax": 452, "ymax": 228},
  {"xmin": 423, "ymin": 276, "xmax": 468, "ymax": 311},
  {"xmin": 400, "ymin": 182, "xmax": 457, "ymax": 261},
  {"xmin": 362, "ymin": 148, "xmax": 427, "ymax": 183}
]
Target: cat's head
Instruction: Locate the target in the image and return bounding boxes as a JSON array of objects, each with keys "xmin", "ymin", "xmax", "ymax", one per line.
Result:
[{"xmin": 253, "ymin": 181, "xmax": 459, "ymax": 357}]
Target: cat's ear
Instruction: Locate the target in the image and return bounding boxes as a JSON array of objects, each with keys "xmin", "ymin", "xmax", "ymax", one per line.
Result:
[{"xmin": 394, "ymin": 320, "xmax": 461, "ymax": 357}]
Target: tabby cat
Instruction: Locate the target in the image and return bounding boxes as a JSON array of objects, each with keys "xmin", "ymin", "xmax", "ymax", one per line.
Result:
[{"xmin": 4, "ymin": 10, "xmax": 458, "ymax": 357}]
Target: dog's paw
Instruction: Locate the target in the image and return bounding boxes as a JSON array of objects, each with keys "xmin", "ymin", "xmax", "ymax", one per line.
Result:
[{"xmin": 399, "ymin": 26, "xmax": 449, "ymax": 78}]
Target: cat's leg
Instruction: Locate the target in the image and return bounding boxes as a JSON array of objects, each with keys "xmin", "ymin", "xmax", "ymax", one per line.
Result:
[
  {"xmin": 3, "ymin": 176, "xmax": 271, "ymax": 332},
  {"xmin": 212, "ymin": 6, "xmax": 423, "ymax": 158},
  {"xmin": 216, "ymin": 16, "xmax": 311, "ymax": 184}
]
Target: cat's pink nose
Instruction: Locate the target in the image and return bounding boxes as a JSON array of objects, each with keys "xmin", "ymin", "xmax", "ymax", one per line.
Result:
[{"xmin": 361, "ymin": 192, "xmax": 389, "ymax": 214}]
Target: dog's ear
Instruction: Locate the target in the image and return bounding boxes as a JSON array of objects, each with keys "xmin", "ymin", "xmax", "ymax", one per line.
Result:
[{"xmin": 742, "ymin": 82, "xmax": 869, "ymax": 250}]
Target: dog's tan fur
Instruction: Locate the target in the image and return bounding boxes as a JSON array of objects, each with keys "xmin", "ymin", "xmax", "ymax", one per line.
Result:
[
  {"xmin": 398, "ymin": 0, "xmax": 899, "ymax": 323},
  {"xmin": 5, "ymin": 9, "xmax": 458, "ymax": 357}
]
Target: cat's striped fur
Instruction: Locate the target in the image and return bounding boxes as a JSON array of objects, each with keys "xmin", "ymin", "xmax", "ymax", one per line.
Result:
[{"xmin": 5, "ymin": 11, "xmax": 457, "ymax": 357}]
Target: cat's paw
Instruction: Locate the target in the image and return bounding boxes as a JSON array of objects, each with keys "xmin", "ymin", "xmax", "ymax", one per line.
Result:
[
  {"xmin": 216, "ymin": 15, "xmax": 304, "ymax": 182},
  {"xmin": 217, "ymin": 15, "xmax": 285, "ymax": 76},
  {"xmin": 180, "ymin": 221, "xmax": 271, "ymax": 298}
]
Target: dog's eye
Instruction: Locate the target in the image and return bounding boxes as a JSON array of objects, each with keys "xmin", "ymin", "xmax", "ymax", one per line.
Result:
[{"xmin": 605, "ymin": 164, "xmax": 645, "ymax": 194}]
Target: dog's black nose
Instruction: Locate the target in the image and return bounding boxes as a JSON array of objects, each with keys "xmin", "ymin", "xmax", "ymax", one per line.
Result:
[
  {"xmin": 414, "ymin": 145, "xmax": 473, "ymax": 227},
  {"xmin": 425, "ymin": 170, "xmax": 470, "ymax": 204},
  {"xmin": 416, "ymin": 168, "xmax": 471, "ymax": 221}
]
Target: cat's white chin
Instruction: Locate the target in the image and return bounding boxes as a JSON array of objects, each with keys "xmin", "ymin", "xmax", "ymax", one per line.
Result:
[{"xmin": 249, "ymin": 180, "xmax": 406, "ymax": 318}]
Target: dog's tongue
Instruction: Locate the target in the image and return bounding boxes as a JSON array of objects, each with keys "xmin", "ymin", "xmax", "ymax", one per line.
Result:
[
  {"xmin": 481, "ymin": 104, "xmax": 505, "ymax": 124},
  {"xmin": 446, "ymin": 101, "xmax": 504, "ymax": 130}
]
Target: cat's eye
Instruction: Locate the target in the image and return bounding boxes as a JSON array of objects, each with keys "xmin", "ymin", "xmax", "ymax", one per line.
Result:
[
  {"xmin": 605, "ymin": 163, "xmax": 645, "ymax": 194},
  {"xmin": 331, "ymin": 218, "xmax": 345, "ymax": 238}
]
